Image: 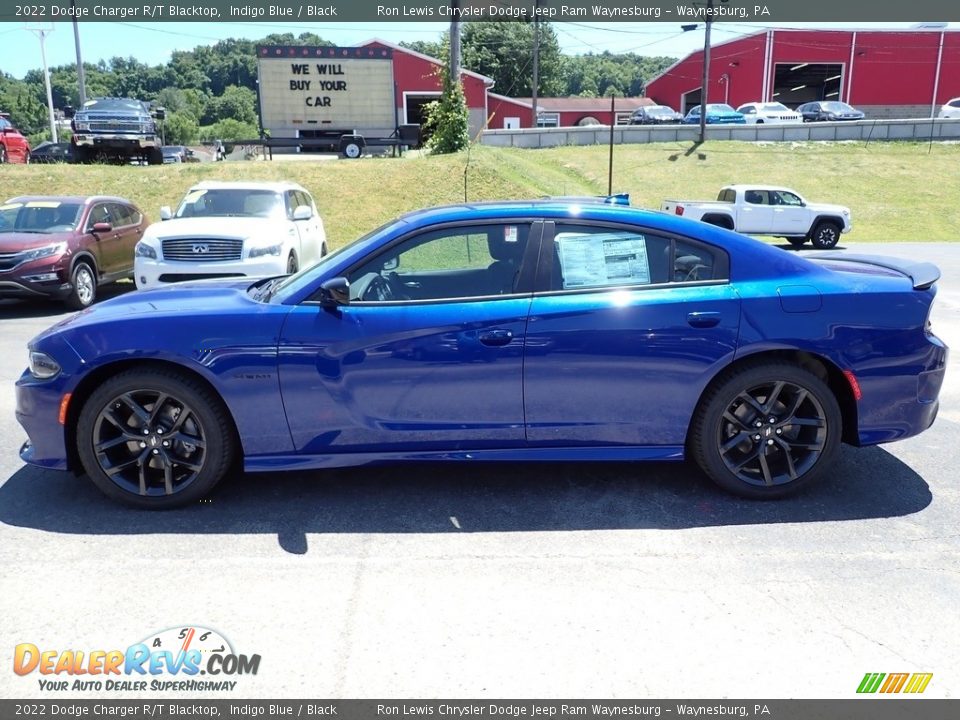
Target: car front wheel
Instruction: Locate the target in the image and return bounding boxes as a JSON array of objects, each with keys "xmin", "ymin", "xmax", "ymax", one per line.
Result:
[
  {"xmin": 66, "ymin": 261, "xmax": 97, "ymax": 309},
  {"xmin": 690, "ymin": 362, "xmax": 841, "ymax": 499},
  {"xmin": 76, "ymin": 368, "xmax": 236, "ymax": 509},
  {"xmin": 810, "ymin": 221, "xmax": 841, "ymax": 249}
]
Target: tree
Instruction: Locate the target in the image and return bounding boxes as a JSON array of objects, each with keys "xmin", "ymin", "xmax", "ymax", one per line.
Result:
[
  {"xmin": 199, "ymin": 118, "xmax": 259, "ymax": 142},
  {"xmin": 163, "ymin": 111, "xmax": 200, "ymax": 145},
  {"xmin": 423, "ymin": 53, "xmax": 469, "ymax": 155},
  {"xmin": 461, "ymin": 22, "xmax": 564, "ymax": 97},
  {"xmin": 204, "ymin": 85, "xmax": 257, "ymax": 125}
]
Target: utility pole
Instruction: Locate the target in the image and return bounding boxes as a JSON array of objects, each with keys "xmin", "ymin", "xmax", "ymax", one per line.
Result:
[
  {"xmin": 449, "ymin": 1, "xmax": 461, "ymax": 86},
  {"xmin": 699, "ymin": 0, "xmax": 714, "ymax": 144},
  {"xmin": 71, "ymin": 0, "xmax": 87, "ymax": 105},
  {"xmin": 531, "ymin": 3, "xmax": 540, "ymax": 128},
  {"xmin": 26, "ymin": 24, "xmax": 58, "ymax": 143}
]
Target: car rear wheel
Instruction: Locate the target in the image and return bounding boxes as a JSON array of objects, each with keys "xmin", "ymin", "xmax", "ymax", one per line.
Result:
[
  {"xmin": 287, "ymin": 252, "xmax": 299, "ymax": 274},
  {"xmin": 0, "ymin": 145, "xmax": 7, "ymax": 163},
  {"xmin": 810, "ymin": 221, "xmax": 841, "ymax": 249},
  {"xmin": 690, "ymin": 362, "xmax": 841, "ymax": 499},
  {"xmin": 77, "ymin": 369, "xmax": 236, "ymax": 509},
  {"xmin": 66, "ymin": 261, "xmax": 97, "ymax": 310}
]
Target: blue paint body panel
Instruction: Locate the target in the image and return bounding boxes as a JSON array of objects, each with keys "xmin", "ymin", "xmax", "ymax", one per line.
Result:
[{"xmin": 14, "ymin": 202, "xmax": 947, "ymax": 478}]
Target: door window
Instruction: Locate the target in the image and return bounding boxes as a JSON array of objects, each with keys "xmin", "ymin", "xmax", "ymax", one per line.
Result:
[
  {"xmin": 345, "ymin": 223, "xmax": 532, "ymax": 302},
  {"xmin": 86, "ymin": 204, "xmax": 112, "ymax": 231}
]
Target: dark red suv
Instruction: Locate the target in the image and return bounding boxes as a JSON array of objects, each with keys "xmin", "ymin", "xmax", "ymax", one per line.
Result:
[
  {"xmin": 0, "ymin": 196, "xmax": 147, "ymax": 308},
  {"xmin": 0, "ymin": 113, "xmax": 31, "ymax": 164}
]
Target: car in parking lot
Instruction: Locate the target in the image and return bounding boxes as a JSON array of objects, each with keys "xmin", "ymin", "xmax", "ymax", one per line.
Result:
[
  {"xmin": 15, "ymin": 200, "xmax": 947, "ymax": 509},
  {"xmin": 938, "ymin": 97, "xmax": 960, "ymax": 119},
  {"xmin": 0, "ymin": 195, "xmax": 147, "ymax": 308},
  {"xmin": 28, "ymin": 141, "xmax": 72, "ymax": 164},
  {"xmin": 629, "ymin": 105, "xmax": 683, "ymax": 125},
  {"xmin": 736, "ymin": 102, "xmax": 803, "ymax": 124},
  {"xmin": 161, "ymin": 145, "xmax": 187, "ymax": 163},
  {"xmin": 796, "ymin": 101, "xmax": 865, "ymax": 122},
  {"xmin": 683, "ymin": 104, "xmax": 747, "ymax": 125},
  {"xmin": 0, "ymin": 112, "xmax": 31, "ymax": 164},
  {"xmin": 133, "ymin": 181, "xmax": 326, "ymax": 289}
]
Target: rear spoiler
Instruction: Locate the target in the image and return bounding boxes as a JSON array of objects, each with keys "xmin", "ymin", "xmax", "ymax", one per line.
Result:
[{"xmin": 807, "ymin": 253, "xmax": 940, "ymax": 290}]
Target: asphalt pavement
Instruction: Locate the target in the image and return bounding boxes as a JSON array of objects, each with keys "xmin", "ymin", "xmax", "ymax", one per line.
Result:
[{"xmin": 1, "ymin": 243, "xmax": 958, "ymax": 700}]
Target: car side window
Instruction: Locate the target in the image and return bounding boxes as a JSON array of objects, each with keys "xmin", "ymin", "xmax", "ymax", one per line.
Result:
[
  {"xmin": 345, "ymin": 223, "xmax": 531, "ymax": 303},
  {"xmin": 549, "ymin": 225, "xmax": 727, "ymax": 291},
  {"xmin": 774, "ymin": 191, "xmax": 803, "ymax": 207},
  {"xmin": 745, "ymin": 190, "xmax": 766, "ymax": 205},
  {"xmin": 551, "ymin": 226, "xmax": 671, "ymax": 290},
  {"xmin": 108, "ymin": 203, "xmax": 132, "ymax": 227},
  {"xmin": 284, "ymin": 191, "xmax": 297, "ymax": 221},
  {"xmin": 86, "ymin": 204, "xmax": 112, "ymax": 230}
]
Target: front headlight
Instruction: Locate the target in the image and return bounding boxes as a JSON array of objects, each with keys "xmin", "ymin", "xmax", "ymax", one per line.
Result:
[
  {"xmin": 74, "ymin": 121, "xmax": 90, "ymax": 131},
  {"xmin": 248, "ymin": 243, "xmax": 282, "ymax": 259},
  {"xmin": 29, "ymin": 351, "xmax": 61, "ymax": 380},
  {"xmin": 135, "ymin": 242, "xmax": 157, "ymax": 259},
  {"xmin": 22, "ymin": 243, "xmax": 67, "ymax": 263}
]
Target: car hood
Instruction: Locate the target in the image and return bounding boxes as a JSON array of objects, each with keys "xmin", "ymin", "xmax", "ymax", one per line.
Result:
[
  {"xmin": 0, "ymin": 231, "xmax": 74, "ymax": 252},
  {"xmin": 145, "ymin": 216, "xmax": 281, "ymax": 240},
  {"xmin": 805, "ymin": 202, "xmax": 850, "ymax": 215}
]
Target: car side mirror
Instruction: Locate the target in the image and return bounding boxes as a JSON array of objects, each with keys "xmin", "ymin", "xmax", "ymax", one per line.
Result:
[
  {"xmin": 319, "ymin": 277, "xmax": 350, "ymax": 307},
  {"xmin": 92, "ymin": 222, "xmax": 112, "ymax": 233},
  {"xmin": 382, "ymin": 256, "xmax": 399, "ymax": 271},
  {"xmin": 159, "ymin": 206, "xmax": 172, "ymax": 220},
  {"xmin": 293, "ymin": 205, "xmax": 312, "ymax": 221}
]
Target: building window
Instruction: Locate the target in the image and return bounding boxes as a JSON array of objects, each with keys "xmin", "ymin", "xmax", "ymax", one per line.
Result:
[{"xmin": 536, "ymin": 113, "xmax": 560, "ymax": 128}]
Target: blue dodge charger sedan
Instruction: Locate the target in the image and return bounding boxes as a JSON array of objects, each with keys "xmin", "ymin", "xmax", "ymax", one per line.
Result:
[{"xmin": 15, "ymin": 200, "xmax": 947, "ymax": 508}]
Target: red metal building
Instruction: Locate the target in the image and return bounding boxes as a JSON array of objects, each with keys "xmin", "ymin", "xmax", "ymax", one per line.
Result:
[{"xmin": 646, "ymin": 28, "xmax": 960, "ymax": 119}]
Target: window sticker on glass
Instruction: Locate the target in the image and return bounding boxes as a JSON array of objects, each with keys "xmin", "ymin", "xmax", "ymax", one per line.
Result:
[
  {"xmin": 504, "ymin": 225, "xmax": 519, "ymax": 243},
  {"xmin": 556, "ymin": 231, "xmax": 651, "ymax": 289}
]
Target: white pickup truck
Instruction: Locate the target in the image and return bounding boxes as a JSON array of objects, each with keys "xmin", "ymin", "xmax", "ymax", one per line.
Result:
[{"xmin": 661, "ymin": 185, "xmax": 852, "ymax": 248}]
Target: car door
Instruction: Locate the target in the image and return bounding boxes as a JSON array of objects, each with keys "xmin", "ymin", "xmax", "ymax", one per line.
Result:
[
  {"xmin": 277, "ymin": 221, "xmax": 541, "ymax": 454},
  {"xmin": 523, "ymin": 222, "xmax": 740, "ymax": 449},
  {"xmin": 769, "ymin": 190, "xmax": 809, "ymax": 235},
  {"xmin": 737, "ymin": 189, "xmax": 773, "ymax": 233},
  {"xmin": 294, "ymin": 189, "xmax": 322, "ymax": 264},
  {"xmin": 106, "ymin": 203, "xmax": 144, "ymax": 274},
  {"xmin": 84, "ymin": 202, "xmax": 121, "ymax": 274}
]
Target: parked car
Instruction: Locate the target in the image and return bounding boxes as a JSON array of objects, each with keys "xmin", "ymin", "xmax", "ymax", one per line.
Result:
[
  {"xmin": 0, "ymin": 195, "xmax": 147, "ymax": 308},
  {"xmin": 161, "ymin": 145, "xmax": 187, "ymax": 163},
  {"xmin": 0, "ymin": 112, "xmax": 31, "ymax": 164},
  {"xmin": 69, "ymin": 97, "xmax": 162, "ymax": 165},
  {"xmin": 629, "ymin": 105, "xmax": 683, "ymax": 125},
  {"xmin": 938, "ymin": 97, "xmax": 960, "ymax": 119},
  {"xmin": 683, "ymin": 104, "xmax": 746, "ymax": 125},
  {"xmin": 15, "ymin": 200, "xmax": 946, "ymax": 508},
  {"xmin": 736, "ymin": 102, "xmax": 803, "ymax": 124},
  {"xmin": 796, "ymin": 101, "xmax": 865, "ymax": 122},
  {"xmin": 662, "ymin": 185, "xmax": 852, "ymax": 248},
  {"xmin": 29, "ymin": 141, "xmax": 73, "ymax": 164},
  {"xmin": 134, "ymin": 181, "xmax": 326, "ymax": 289}
]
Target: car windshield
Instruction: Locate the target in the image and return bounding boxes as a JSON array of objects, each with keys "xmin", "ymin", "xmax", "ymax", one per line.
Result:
[
  {"xmin": 822, "ymin": 102, "xmax": 854, "ymax": 112},
  {"xmin": 80, "ymin": 98, "xmax": 146, "ymax": 113},
  {"xmin": 0, "ymin": 118, "xmax": 13, "ymax": 131},
  {"xmin": 0, "ymin": 201, "xmax": 83, "ymax": 233},
  {"xmin": 762, "ymin": 103, "xmax": 790, "ymax": 111},
  {"xmin": 175, "ymin": 189, "xmax": 285, "ymax": 219},
  {"xmin": 707, "ymin": 104, "xmax": 736, "ymax": 113}
]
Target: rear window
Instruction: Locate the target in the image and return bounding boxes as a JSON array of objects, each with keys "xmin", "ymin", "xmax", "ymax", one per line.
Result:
[{"xmin": 717, "ymin": 189, "xmax": 736, "ymax": 203}]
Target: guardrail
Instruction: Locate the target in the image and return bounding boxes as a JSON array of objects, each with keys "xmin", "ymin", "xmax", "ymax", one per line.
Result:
[{"xmin": 480, "ymin": 118, "xmax": 960, "ymax": 149}]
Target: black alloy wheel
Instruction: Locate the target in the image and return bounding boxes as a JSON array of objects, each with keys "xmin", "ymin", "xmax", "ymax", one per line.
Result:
[{"xmin": 77, "ymin": 369, "xmax": 235, "ymax": 509}]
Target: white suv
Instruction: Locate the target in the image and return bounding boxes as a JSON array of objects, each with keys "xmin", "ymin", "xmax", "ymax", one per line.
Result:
[
  {"xmin": 736, "ymin": 102, "xmax": 802, "ymax": 124},
  {"xmin": 134, "ymin": 181, "xmax": 326, "ymax": 289},
  {"xmin": 938, "ymin": 97, "xmax": 960, "ymax": 119}
]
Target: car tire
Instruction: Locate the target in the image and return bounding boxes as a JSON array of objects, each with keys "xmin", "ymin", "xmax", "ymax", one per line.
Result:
[
  {"xmin": 691, "ymin": 361, "xmax": 842, "ymax": 499},
  {"xmin": 0, "ymin": 145, "xmax": 7, "ymax": 164},
  {"xmin": 66, "ymin": 261, "xmax": 97, "ymax": 310},
  {"xmin": 286, "ymin": 252, "xmax": 299, "ymax": 274},
  {"xmin": 810, "ymin": 221, "xmax": 841, "ymax": 249},
  {"xmin": 786, "ymin": 237, "xmax": 807, "ymax": 248},
  {"xmin": 147, "ymin": 148, "xmax": 164, "ymax": 165},
  {"xmin": 320, "ymin": 243, "xmax": 328, "ymax": 258},
  {"xmin": 76, "ymin": 368, "xmax": 236, "ymax": 509},
  {"xmin": 341, "ymin": 141, "xmax": 362, "ymax": 159},
  {"xmin": 690, "ymin": 361, "xmax": 842, "ymax": 499}
]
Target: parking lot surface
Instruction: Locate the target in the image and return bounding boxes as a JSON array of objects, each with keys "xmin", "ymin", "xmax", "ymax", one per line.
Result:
[{"xmin": 1, "ymin": 243, "xmax": 958, "ymax": 699}]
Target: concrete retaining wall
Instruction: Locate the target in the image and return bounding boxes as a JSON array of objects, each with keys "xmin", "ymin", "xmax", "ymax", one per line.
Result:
[{"xmin": 480, "ymin": 118, "xmax": 960, "ymax": 149}]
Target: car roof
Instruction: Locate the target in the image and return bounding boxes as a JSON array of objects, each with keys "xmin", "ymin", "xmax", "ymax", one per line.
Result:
[
  {"xmin": 723, "ymin": 185, "xmax": 799, "ymax": 193},
  {"xmin": 4, "ymin": 195, "xmax": 135, "ymax": 205},
  {"xmin": 186, "ymin": 180, "xmax": 306, "ymax": 192}
]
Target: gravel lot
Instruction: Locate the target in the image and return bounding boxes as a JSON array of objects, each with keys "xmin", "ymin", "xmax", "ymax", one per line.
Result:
[{"xmin": 1, "ymin": 243, "xmax": 958, "ymax": 700}]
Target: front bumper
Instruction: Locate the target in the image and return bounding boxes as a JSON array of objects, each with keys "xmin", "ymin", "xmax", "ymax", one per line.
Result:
[
  {"xmin": 135, "ymin": 256, "xmax": 287, "ymax": 289},
  {"xmin": 15, "ymin": 370, "xmax": 71, "ymax": 471},
  {"xmin": 73, "ymin": 134, "xmax": 157, "ymax": 149}
]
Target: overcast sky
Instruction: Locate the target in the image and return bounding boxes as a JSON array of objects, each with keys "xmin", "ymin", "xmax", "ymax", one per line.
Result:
[{"xmin": 0, "ymin": 21, "xmax": 944, "ymax": 80}]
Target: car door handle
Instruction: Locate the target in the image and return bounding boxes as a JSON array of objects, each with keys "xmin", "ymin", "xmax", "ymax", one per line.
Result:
[
  {"xmin": 478, "ymin": 329, "xmax": 513, "ymax": 346},
  {"xmin": 686, "ymin": 312, "xmax": 721, "ymax": 328}
]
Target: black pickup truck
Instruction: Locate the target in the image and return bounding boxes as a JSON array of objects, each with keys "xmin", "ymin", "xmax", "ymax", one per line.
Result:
[{"xmin": 69, "ymin": 98, "xmax": 163, "ymax": 165}]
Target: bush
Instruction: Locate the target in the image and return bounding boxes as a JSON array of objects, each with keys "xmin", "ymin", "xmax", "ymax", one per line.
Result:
[
  {"xmin": 424, "ymin": 79, "xmax": 469, "ymax": 155},
  {"xmin": 198, "ymin": 119, "xmax": 259, "ymax": 143}
]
